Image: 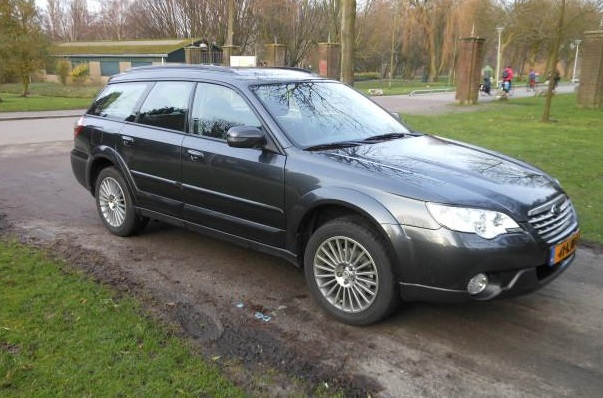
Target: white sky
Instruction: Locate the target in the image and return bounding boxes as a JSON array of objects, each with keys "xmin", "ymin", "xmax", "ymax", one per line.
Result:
[{"xmin": 35, "ymin": 0, "xmax": 99, "ymax": 11}]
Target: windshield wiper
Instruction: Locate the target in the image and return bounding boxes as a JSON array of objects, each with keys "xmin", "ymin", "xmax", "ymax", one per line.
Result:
[
  {"xmin": 304, "ymin": 141, "xmax": 362, "ymax": 151},
  {"xmin": 360, "ymin": 132, "xmax": 408, "ymax": 143}
]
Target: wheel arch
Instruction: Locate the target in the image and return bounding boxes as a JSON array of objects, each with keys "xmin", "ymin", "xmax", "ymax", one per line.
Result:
[
  {"xmin": 288, "ymin": 187, "xmax": 409, "ymax": 271},
  {"xmin": 87, "ymin": 146, "xmax": 137, "ymax": 201}
]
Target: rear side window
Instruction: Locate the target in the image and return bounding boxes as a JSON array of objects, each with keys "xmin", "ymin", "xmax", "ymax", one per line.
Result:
[
  {"xmin": 89, "ymin": 82, "xmax": 149, "ymax": 121},
  {"xmin": 138, "ymin": 81, "xmax": 195, "ymax": 132}
]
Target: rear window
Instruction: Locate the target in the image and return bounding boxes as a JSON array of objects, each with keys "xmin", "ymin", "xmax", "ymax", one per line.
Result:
[{"xmin": 88, "ymin": 82, "xmax": 149, "ymax": 121}]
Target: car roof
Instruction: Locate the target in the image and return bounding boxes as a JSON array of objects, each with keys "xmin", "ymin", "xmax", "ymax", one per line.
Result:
[{"xmin": 109, "ymin": 64, "xmax": 328, "ymax": 84}]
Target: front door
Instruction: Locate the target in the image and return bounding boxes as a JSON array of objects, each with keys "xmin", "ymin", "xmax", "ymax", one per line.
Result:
[{"xmin": 180, "ymin": 83, "xmax": 286, "ymax": 248}]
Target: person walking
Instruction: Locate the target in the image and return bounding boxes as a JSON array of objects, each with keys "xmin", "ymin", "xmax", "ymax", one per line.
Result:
[
  {"xmin": 553, "ymin": 69, "xmax": 561, "ymax": 92},
  {"xmin": 482, "ymin": 65, "xmax": 493, "ymax": 95},
  {"xmin": 527, "ymin": 69, "xmax": 536, "ymax": 91},
  {"xmin": 502, "ymin": 65, "xmax": 514, "ymax": 96}
]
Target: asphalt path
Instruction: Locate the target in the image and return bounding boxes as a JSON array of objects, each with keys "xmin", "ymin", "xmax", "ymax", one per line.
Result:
[{"xmin": 371, "ymin": 82, "xmax": 577, "ymax": 115}]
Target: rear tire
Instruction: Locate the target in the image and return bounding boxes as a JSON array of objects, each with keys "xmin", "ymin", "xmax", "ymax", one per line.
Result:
[
  {"xmin": 95, "ymin": 166, "xmax": 147, "ymax": 237},
  {"xmin": 304, "ymin": 216, "xmax": 400, "ymax": 325}
]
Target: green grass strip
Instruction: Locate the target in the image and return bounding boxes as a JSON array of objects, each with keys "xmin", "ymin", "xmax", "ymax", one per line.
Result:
[
  {"xmin": 0, "ymin": 93, "xmax": 91, "ymax": 112},
  {"xmin": 0, "ymin": 240, "xmax": 245, "ymax": 397}
]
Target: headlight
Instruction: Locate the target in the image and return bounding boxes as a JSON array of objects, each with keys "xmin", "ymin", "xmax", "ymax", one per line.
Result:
[{"xmin": 426, "ymin": 203, "xmax": 521, "ymax": 239}]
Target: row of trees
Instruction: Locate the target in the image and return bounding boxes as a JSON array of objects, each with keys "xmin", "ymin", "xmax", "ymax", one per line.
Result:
[
  {"xmin": 39, "ymin": 0, "xmax": 603, "ymax": 80},
  {"xmin": 1, "ymin": 0, "xmax": 602, "ymax": 95}
]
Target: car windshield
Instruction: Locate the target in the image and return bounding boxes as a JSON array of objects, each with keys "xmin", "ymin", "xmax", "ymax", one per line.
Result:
[{"xmin": 251, "ymin": 81, "xmax": 411, "ymax": 148}]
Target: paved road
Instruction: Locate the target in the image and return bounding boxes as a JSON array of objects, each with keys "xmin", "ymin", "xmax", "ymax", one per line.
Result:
[{"xmin": 371, "ymin": 82, "xmax": 577, "ymax": 114}]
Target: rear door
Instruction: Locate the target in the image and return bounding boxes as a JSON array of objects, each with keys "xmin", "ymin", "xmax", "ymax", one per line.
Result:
[
  {"xmin": 180, "ymin": 82, "xmax": 287, "ymax": 247},
  {"xmin": 117, "ymin": 81, "xmax": 195, "ymax": 217}
]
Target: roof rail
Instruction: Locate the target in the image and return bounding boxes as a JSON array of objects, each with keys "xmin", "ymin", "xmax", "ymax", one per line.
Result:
[
  {"xmin": 127, "ymin": 64, "xmax": 236, "ymax": 74},
  {"xmin": 267, "ymin": 66, "xmax": 314, "ymax": 75}
]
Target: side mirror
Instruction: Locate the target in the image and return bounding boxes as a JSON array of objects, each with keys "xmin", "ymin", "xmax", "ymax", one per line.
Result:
[{"xmin": 226, "ymin": 126, "xmax": 267, "ymax": 148}]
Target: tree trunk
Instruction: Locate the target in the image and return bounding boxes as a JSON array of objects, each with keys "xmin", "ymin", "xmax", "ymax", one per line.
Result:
[
  {"xmin": 227, "ymin": 0, "xmax": 234, "ymax": 46},
  {"xmin": 341, "ymin": 0, "xmax": 356, "ymax": 86},
  {"xmin": 541, "ymin": 0, "xmax": 566, "ymax": 123},
  {"xmin": 21, "ymin": 73, "xmax": 30, "ymax": 98}
]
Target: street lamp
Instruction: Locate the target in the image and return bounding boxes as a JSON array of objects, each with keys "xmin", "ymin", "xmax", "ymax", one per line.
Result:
[
  {"xmin": 495, "ymin": 27, "xmax": 504, "ymax": 88},
  {"xmin": 572, "ymin": 39, "xmax": 582, "ymax": 83}
]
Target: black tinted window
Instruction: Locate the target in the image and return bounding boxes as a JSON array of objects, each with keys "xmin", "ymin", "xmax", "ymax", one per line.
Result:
[
  {"xmin": 138, "ymin": 81, "xmax": 194, "ymax": 132},
  {"xmin": 191, "ymin": 83, "xmax": 260, "ymax": 139},
  {"xmin": 89, "ymin": 82, "xmax": 149, "ymax": 121}
]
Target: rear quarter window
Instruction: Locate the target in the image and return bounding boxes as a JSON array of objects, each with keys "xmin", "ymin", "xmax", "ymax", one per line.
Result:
[
  {"xmin": 137, "ymin": 81, "xmax": 195, "ymax": 132},
  {"xmin": 89, "ymin": 82, "xmax": 149, "ymax": 121}
]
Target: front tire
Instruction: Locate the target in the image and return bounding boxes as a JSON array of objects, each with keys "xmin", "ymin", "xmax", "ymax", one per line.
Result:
[
  {"xmin": 95, "ymin": 166, "xmax": 147, "ymax": 237},
  {"xmin": 304, "ymin": 216, "xmax": 400, "ymax": 325}
]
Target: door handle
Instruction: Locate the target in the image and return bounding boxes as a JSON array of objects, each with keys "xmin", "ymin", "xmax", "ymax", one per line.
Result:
[
  {"xmin": 186, "ymin": 149, "xmax": 204, "ymax": 162},
  {"xmin": 121, "ymin": 135, "xmax": 134, "ymax": 146}
]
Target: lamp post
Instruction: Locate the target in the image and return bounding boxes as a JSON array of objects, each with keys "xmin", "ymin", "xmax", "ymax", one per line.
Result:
[
  {"xmin": 495, "ymin": 27, "xmax": 504, "ymax": 88},
  {"xmin": 572, "ymin": 39, "xmax": 582, "ymax": 83}
]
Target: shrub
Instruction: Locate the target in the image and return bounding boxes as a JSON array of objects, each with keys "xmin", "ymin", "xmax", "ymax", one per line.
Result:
[
  {"xmin": 71, "ymin": 63, "xmax": 90, "ymax": 85},
  {"xmin": 56, "ymin": 60, "xmax": 71, "ymax": 85}
]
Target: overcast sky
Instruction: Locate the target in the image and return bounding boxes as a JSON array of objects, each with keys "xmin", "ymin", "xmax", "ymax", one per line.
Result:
[{"xmin": 35, "ymin": 0, "xmax": 99, "ymax": 11}]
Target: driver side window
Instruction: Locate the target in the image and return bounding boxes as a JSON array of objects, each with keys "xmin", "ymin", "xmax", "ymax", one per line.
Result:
[{"xmin": 191, "ymin": 83, "xmax": 260, "ymax": 139}]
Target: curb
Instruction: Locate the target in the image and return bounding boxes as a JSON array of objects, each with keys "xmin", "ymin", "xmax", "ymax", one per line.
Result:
[{"xmin": 0, "ymin": 110, "xmax": 85, "ymax": 121}]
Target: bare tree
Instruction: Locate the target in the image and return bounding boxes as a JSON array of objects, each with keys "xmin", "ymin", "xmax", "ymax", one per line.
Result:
[
  {"xmin": 253, "ymin": 0, "xmax": 330, "ymax": 66},
  {"xmin": 542, "ymin": 0, "xmax": 565, "ymax": 122},
  {"xmin": 43, "ymin": 0, "xmax": 65, "ymax": 40},
  {"xmin": 41, "ymin": 0, "xmax": 93, "ymax": 41},
  {"xmin": 95, "ymin": 0, "xmax": 132, "ymax": 40},
  {"xmin": 65, "ymin": 0, "xmax": 92, "ymax": 41}
]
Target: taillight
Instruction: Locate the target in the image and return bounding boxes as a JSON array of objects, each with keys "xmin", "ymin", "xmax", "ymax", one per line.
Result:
[{"xmin": 74, "ymin": 116, "xmax": 85, "ymax": 138}]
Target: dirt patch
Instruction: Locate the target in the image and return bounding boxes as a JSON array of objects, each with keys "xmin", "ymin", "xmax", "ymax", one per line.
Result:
[{"xmin": 1, "ymin": 225, "xmax": 382, "ymax": 397}]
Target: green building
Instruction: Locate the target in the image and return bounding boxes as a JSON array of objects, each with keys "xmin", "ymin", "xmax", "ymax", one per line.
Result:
[{"xmin": 48, "ymin": 39, "xmax": 220, "ymax": 82}]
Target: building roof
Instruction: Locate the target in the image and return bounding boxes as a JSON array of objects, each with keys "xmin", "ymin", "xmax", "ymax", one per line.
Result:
[{"xmin": 51, "ymin": 39, "xmax": 204, "ymax": 57}]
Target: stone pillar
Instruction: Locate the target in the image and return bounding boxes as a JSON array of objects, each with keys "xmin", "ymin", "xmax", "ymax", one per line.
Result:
[
  {"xmin": 455, "ymin": 37, "xmax": 485, "ymax": 105},
  {"xmin": 264, "ymin": 44, "xmax": 286, "ymax": 67},
  {"xmin": 185, "ymin": 46, "xmax": 201, "ymax": 64},
  {"xmin": 119, "ymin": 61, "xmax": 131, "ymax": 73},
  {"xmin": 317, "ymin": 42, "xmax": 341, "ymax": 79},
  {"xmin": 88, "ymin": 62, "xmax": 101, "ymax": 78},
  {"xmin": 577, "ymin": 30, "xmax": 603, "ymax": 109}
]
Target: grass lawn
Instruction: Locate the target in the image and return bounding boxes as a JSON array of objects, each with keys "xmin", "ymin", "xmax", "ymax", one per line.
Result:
[
  {"xmin": 355, "ymin": 78, "xmax": 454, "ymax": 96},
  {"xmin": 0, "ymin": 83, "xmax": 100, "ymax": 112},
  {"xmin": 404, "ymin": 94, "xmax": 603, "ymax": 245},
  {"xmin": 0, "ymin": 93, "xmax": 91, "ymax": 112},
  {"xmin": 0, "ymin": 240, "xmax": 246, "ymax": 397}
]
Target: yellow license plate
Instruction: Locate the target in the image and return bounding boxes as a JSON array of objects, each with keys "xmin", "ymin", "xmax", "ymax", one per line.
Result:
[{"xmin": 548, "ymin": 230, "xmax": 580, "ymax": 266}]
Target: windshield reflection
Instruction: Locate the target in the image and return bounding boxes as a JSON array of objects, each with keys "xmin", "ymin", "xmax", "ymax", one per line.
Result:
[{"xmin": 251, "ymin": 82, "xmax": 410, "ymax": 148}]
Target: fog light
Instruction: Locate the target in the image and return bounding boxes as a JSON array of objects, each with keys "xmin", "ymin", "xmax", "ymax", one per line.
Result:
[{"xmin": 467, "ymin": 273, "xmax": 489, "ymax": 295}]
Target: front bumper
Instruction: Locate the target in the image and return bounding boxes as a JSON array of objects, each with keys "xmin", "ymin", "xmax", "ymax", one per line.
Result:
[{"xmin": 393, "ymin": 224, "xmax": 579, "ymax": 303}]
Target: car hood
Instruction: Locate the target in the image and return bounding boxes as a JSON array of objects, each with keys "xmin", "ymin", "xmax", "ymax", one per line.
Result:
[{"xmin": 319, "ymin": 134, "xmax": 561, "ymax": 218}]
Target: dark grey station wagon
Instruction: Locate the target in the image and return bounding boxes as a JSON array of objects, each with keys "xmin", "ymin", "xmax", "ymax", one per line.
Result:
[{"xmin": 71, "ymin": 65, "xmax": 580, "ymax": 325}]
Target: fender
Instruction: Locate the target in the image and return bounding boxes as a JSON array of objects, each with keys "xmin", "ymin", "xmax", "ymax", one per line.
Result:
[
  {"xmin": 286, "ymin": 186, "xmax": 414, "ymax": 274},
  {"xmin": 86, "ymin": 145, "xmax": 139, "ymax": 202}
]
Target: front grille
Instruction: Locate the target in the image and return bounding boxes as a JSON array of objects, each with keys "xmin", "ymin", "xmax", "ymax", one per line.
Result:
[{"xmin": 528, "ymin": 194, "xmax": 577, "ymax": 244}]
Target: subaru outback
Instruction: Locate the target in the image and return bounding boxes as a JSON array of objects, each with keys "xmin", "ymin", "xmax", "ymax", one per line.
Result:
[{"xmin": 71, "ymin": 65, "xmax": 579, "ymax": 325}]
